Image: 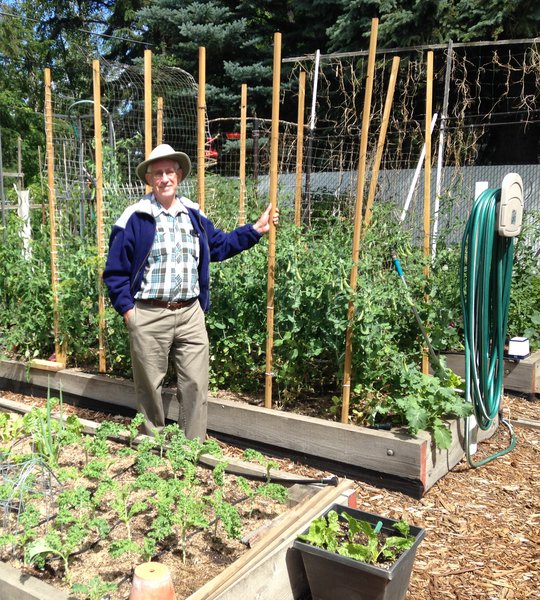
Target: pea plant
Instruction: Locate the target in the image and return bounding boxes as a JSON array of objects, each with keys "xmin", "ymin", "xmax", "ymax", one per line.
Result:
[{"xmin": 2, "ymin": 199, "xmax": 538, "ymax": 449}]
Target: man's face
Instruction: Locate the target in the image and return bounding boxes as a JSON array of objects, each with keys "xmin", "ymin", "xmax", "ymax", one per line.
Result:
[{"xmin": 145, "ymin": 158, "xmax": 182, "ymax": 206}]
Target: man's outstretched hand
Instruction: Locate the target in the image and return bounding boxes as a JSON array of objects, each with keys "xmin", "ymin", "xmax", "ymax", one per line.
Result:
[{"xmin": 253, "ymin": 203, "xmax": 279, "ymax": 234}]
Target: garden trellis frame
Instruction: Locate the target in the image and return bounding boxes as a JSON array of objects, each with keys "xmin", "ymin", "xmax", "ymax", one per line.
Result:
[{"xmin": 20, "ymin": 33, "xmax": 539, "ymax": 413}]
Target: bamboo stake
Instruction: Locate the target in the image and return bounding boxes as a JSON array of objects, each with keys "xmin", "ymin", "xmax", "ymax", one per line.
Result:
[
  {"xmin": 156, "ymin": 96, "xmax": 164, "ymax": 146},
  {"xmin": 197, "ymin": 47, "xmax": 206, "ymax": 213},
  {"xmin": 294, "ymin": 71, "xmax": 306, "ymax": 226},
  {"xmin": 264, "ymin": 32, "xmax": 281, "ymax": 409},
  {"xmin": 341, "ymin": 18, "xmax": 378, "ymax": 424},
  {"xmin": 44, "ymin": 68, "xmax": 66, "ymax": 365},
  {"xmin": 422, "ymin": 50, "xmax": 434, "ymax": 375},
  {"xmin": 239, "ymin": 83, "xmax": 247, "ymax": 225},
  {"xmin": 144, "ymin": 49, "xmax": 152, "ymax": 193},
  {"xmin": 364, "ymin": 56, "xmax": 400, "ymax": 228},
  {"xmin": 92, "ymin": 60, "xmax": 106, "ymax": 373}
]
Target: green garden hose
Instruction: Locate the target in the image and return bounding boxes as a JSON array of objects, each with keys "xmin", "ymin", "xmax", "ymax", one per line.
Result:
[{"xmin": 460, "ymin": 187, "xmax": 517, "ymax": 468}]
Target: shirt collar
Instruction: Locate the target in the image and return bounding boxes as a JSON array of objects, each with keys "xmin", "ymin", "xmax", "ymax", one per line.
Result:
[{"xmin": 150, "ymin": 195, "xmax": 188, "ymax": 217}]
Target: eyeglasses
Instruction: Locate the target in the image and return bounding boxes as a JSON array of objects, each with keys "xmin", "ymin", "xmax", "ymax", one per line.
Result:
[{"xmin": 148, "ymin": 168, "xmax": 179, "ymax": 181}]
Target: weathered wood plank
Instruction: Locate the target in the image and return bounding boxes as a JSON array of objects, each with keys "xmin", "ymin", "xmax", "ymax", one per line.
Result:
[
  {"xmin": 28, "ymin": 359, "xmax": 65, "ymax": 371},
  {"xmin": 510, "ymin": 417, "xmax": 540, "ymax": 430},
  {"xmin": 0, "ymin": 359, "xmax": 499, "ymax": 494},
  {"xmin": 444, "ymin": 350, "xmax": 540, "ymax": 395},
  {"xmin": 0, "ymin": 561, "xmax": 76, "ymax": 600}
]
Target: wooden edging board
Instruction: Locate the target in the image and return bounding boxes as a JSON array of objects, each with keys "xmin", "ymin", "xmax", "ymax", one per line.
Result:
[
  {"xmin": 0, "ymin": 359, "xmax": 497, "ymax": 495},
  {"xmin": 443, "ymin": 350, "xmax": 540, "ymax": 396}
]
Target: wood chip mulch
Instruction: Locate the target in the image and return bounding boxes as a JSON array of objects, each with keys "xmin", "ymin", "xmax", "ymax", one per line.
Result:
[{"xmin": 1, "ymin": 390, "xmax": 538, "ymax": 599}]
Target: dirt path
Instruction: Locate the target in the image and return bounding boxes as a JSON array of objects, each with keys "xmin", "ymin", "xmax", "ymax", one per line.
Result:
[{"xmin": 1, "ymin": 389, "xmax": 538, "ymax": 599}]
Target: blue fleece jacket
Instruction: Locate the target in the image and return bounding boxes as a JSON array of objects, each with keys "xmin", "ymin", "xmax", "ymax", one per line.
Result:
[{"xmin": 103, "ymin": 194, "xmax": 262, "ymax": 315}]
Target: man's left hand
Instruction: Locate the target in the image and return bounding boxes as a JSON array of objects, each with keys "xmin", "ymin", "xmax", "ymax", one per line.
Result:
[{"xmin": 253, "ymin": 204, "xmax": 279, "ymax": 234}]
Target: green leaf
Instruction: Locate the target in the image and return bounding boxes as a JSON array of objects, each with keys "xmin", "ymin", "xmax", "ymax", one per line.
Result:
[{"xmin": 433, "ymin": 423, "xmax": 453, "ymax": 449}]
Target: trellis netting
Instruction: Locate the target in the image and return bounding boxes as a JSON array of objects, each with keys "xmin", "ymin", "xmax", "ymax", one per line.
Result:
[
  {"xmin": 206, "ymin": 39, "xmax": 540, "ymax": 245},
  {"xmin": 21, "ymin": 37, "xmax": 540, "ymax": 249},
  {"xmin": 45, "ymin": 57, "xmax": 199, "ymax": 238}
]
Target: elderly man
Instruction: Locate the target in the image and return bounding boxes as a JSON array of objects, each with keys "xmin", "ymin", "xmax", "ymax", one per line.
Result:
[{"xmin": 103, "ymin": 144, "xmax": 278, "ymax": 439}]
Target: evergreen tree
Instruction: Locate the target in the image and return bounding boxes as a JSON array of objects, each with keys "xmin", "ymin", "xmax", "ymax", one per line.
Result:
[
  {"xmin": 326, "ymin": 0, "xmax": 540, "ymax": 51},
  {"xmin": 136, "ymin": 0, "xmax": 273, "ymax": 117}
]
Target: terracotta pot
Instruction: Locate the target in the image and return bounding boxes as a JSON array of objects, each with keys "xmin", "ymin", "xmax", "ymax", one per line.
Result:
[{"xmin": 129, "ymin": 562, "xmax": 176, "ymax": 600}]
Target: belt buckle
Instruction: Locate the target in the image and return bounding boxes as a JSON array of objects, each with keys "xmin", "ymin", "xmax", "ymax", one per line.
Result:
[{"xmin": 166, "ymin": 301, "xmax": 174, "ymax": 310}]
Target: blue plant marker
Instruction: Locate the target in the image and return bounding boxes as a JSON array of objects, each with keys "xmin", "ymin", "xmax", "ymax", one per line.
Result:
[{"xmin": 374, "ymin": 520, "xmax": 383, "ymax": 534}]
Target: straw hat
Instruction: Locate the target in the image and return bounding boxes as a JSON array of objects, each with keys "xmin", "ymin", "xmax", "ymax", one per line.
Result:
[{"xmin": 136, "ymin": 144, "xmax": 192, "ymax": 185}]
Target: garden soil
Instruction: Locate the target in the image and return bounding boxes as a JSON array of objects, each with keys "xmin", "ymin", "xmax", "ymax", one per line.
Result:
[{"xmin": 0, "ymin": 389, "xmax": 538, "ymax": 599}]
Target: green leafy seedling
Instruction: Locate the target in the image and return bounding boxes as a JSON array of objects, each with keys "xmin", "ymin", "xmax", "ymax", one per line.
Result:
[{"xmin": 298, "ymin": 510, "xmax": 416, "ymax": 566}]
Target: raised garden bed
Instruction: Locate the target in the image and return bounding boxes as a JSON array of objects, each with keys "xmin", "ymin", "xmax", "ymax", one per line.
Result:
[
  {"xmin": 0, "ymin": 359, "xmax": 499, "ymax": 497},
  {"xmin": 0, "ymin": 393, "xmax": 355, "ymax": 600}
]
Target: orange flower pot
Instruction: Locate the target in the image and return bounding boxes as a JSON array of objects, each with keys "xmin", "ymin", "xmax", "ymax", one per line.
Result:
[{"xmin": 129, "ymin": 562, "xmax": 176, "ymax": 600}]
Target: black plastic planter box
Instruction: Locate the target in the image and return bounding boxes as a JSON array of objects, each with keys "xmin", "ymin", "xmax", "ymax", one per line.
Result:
[{"xmin": 292, "ymin": 504, "xmax": 426, "ymax": 600}]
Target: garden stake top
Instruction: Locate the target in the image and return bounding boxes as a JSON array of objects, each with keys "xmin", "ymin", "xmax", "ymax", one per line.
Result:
[{"xmin": 103, "ymin": 143, "xmax": 278, "ymax": 440}]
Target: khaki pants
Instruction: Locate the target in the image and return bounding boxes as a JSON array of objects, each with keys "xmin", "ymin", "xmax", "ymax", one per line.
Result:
[{"xmin": 127, "ymin": 300, "xmax": 209, "ymax": 440}]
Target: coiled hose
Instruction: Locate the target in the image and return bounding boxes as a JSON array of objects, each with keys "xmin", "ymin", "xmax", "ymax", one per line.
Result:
[{"xmin": 460, "ymin": 187, "xmax": 517, "ymax": 468}]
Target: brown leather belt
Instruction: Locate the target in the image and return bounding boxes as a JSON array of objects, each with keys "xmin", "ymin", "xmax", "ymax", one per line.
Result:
[{"xmin": 137, "ymin": 298, "xmax": 197, "ymax": 310}]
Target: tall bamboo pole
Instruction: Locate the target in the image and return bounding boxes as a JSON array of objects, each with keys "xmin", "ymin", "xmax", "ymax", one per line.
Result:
[
  {"xmin": 422, "ymin": 50, "xmax": 434, "ymax": 375},
  {"xmin": 92, "ymin": 60, "xmax": 107, "ymax": 373},
  {"xmin": 294, "ymin": 71, "xmax": 306, "ymax": 227},
  {"xmin": 364, "ymin": 56, "xmax": 400, "ymax": 229},
  {"xmin": 197, "ymin": 47, "xmax": 206, "ymax": 213},
  {"xmin": 264, "ymin": 32, "xmax": 282, "ymax": 409},
  {"xmin": 157, "ymin": 96, "xmax": 164, "ymax": 146},
  {"xmin": 144, "ymin": 49, "xmax": 152, "ymax": 193},
  {"xmin": 44, "ymin": 68, "xmax": 66, "ymax": 365},
  {"xmin": 239, "ymin": 83, "xmax": 247, "ymax": 225},
  {"xmin": 341, "ymin": 18, "xmax": 379, "ymax": 423}
]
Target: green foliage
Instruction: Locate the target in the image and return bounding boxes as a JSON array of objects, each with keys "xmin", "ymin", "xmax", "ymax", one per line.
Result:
[
  {"xmin": 22, "ymin": 390, "xmax": 83, "ymax": 467},
  {"xmin": 242, "ymin": 448, "xmax": 280, "ymax": 482},
  {"xmin": 137, "ymin": 0, "xmax": 272, "ymax": 117},
  {"xmin": 26, "ymin": 524, "xmax": 89, "ymax": 582},
  {"xmin": 0, "ymin": 217, "xmax": 54, "ymax": 359},
  {"xmin": 208, "ymin": 489, "xmax": 243, "ymax": 539},
  {"xmin": 235, "ymin": 474, "xmax": 287, "ymax": 516},
  {"xmin": 298, "ymin": 509, "xmax": 416, "ymax": 565},
  {"xmin": 506, "ymin": 214, "xmax": 540, "ymax": 350},
  {"xmin": 71, "ymin": 576, "xmax": 118, "ymax": 600},
  {"xmin": 0, "ymin": 412, "xmax": 25, "ymax": 450},
  {"xmin": 326, "ymin": 0, "xmax": 540, "ymax": 51},
  {"xmin": 0, "ymin": 410, "xmax": 288, "ymax": 589},
  {"xmin": 381, "ymin": 362, "xmax": 471, "ymax": 448},
  {"xmin": 108, "ymin": 482, "xmax": 148, "ymax": 558}
]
